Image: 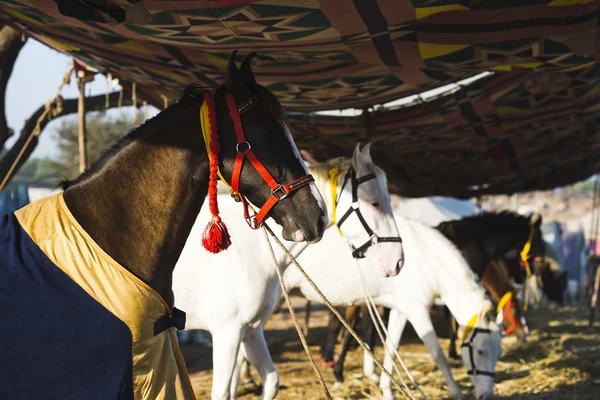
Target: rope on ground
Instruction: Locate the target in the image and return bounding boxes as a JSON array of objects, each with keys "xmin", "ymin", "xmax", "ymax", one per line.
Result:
[
  {"xmin": 261, "ymin": 226, "xmax": 332, "ymax": 400},
  {"xmin": 355, "ymin": 263, "xmax": 425, "ymax": 399},
  {"xmin": 261, "ymin": 222, "xmax": 413, "ymax": 399},
  {"xmin": 0, "ymin": 65, "xmax": 74, "ymax": 192}
]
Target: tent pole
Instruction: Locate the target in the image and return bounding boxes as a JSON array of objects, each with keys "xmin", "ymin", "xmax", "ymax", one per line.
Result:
[{"xmin": 77, "ymin": 75, "xmax": 87, "ymax": 173}]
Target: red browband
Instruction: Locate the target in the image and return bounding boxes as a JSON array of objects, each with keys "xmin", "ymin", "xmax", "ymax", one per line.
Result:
[{"xmin": 225, "ymin": 92, "xmax": 314, "ymax": 229}]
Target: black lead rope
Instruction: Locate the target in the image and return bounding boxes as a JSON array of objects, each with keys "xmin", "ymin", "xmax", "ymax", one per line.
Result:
[
  {"xmin": 336, "ymin": 168, "xmax": 402, "ymax": 259},
  {"xmin": 460, "ymin": 328, "xmax": 496, "ymax": 378}
]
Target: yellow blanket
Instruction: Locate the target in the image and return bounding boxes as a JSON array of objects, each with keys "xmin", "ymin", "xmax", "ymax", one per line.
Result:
[{"xmin": 14, "ymin": 193, "xmax": 195, "ymax": 400}]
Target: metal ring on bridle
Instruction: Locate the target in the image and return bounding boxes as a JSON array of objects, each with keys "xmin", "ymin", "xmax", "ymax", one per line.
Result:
[{"xmin": 236, "ymin": 141, "xmax": 251, "ymax": 153}]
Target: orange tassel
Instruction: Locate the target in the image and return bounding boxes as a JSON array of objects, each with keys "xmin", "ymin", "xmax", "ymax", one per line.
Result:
[
  {"xmin": 202, "ymin": 216, "xmax": 231, "ymax": 254},
  {"xmin": 202, "ymin": 91, "xmax": 232, "ymax": 253}
]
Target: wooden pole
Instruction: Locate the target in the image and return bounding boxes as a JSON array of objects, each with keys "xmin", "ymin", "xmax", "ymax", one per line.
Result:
[{"xmin": 77, "ymin": 76, "xmax": 87, "ymax": 173}]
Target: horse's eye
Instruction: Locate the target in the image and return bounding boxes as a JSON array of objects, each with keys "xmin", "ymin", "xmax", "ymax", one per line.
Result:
[
  {"xmin": 372, "ymin": 201, "xmax": 380, "ymax": 208},
  {"xmin": 478, "ymin": 350, "xmax": 484, "ymax": 355}
]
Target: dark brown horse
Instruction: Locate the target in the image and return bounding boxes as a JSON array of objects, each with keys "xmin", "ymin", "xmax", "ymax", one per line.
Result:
[
  {"xmin": 0, "ymin": 51, "xmax": 327, "ymax": 399},
  {"xmin": 318, "ymin": 211, "xmax": 545, "ymax": 381},
  {"xmin": 60, "ymin": 51, "xmax": 327, "ymax": 305}
]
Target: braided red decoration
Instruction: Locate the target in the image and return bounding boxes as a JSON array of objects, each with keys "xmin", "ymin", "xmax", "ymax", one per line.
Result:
[{"xmin": 202, "ymin": 91, "xmax": 231, "ymax": 253}]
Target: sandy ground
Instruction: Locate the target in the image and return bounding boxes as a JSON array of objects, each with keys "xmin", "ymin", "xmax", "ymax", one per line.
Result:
[{"xmin": 181, "ymin": 301, "xmax": 600, "ymax": 399}]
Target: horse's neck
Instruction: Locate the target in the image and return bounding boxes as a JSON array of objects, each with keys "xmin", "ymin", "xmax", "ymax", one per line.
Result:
[
  {"xmin": 481, "ymin": 260, "xmax": 513, "ymax": 302},
  {"xmin": 465, "ymin": 228, "xmax": 526, "ymax": 275},
  {"xmin": 63, "ymin": 101, "xmax": 208, "ymax": 306}
]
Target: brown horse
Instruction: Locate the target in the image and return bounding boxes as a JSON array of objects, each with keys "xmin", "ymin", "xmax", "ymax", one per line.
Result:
[{"xmin": 0, "ymin": 51, "xmax": 327, "ymax": 399}]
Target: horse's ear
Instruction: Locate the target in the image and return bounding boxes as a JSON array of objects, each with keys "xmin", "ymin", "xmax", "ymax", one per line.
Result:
[
  {"xmin": 530, "ymin": 212, "xmax": 542, "ymax": 226},
  {"xmin": 226, "ymin": 50, "xmax": 243, "ymax": 89},
  {"xmin": 240, "ymin": 52, "xmax": 258, "ymax": 85},
  {"xmin": 360, "ymin": 142, "xmax": 374, "ymax": 165}
]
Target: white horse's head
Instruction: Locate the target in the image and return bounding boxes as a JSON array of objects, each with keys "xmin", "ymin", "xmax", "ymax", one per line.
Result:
[
  {"xmin": 460, "ymin": 309, "xmax": 503, "ymax": 400},
  {"xmin": 311, "ymin": 143, "xmax": 404, "ymax": 277}
]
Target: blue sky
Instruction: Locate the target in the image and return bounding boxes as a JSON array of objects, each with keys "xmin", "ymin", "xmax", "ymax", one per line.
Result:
[{"xmin": 5, "ymin": 39, "xmax": 157, "ymax": 159}]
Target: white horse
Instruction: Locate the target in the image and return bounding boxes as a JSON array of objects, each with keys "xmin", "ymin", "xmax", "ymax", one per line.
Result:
[
  {"xmin": 172, "ymin": 143, "xmax": 404, "ymax": 400},
  {"xmin": 282, "ymin": 214, "xmax": 502, "ymax": 400}
]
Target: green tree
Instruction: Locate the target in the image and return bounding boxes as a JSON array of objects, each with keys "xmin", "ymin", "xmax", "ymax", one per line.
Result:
[{"xmin": 53, "ymin": 111, "xmax": 142, "ymax": 180}]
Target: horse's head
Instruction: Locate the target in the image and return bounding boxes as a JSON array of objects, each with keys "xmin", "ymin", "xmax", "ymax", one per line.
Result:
[
  {"xmin": 495, "ymin": 289, "xmax": 529, "ymax": 339},
  {"xmin": 537, "ymin": 262, "xmax": 567, "ymax": 304},
  {"xmin": 314, "ymin": 143, "xmax": 403, "ymax": 276},
  {"xmin": 212, "ymin": 51, "xmax": 327, "ymax": 243},
  {"xmin": 527, "ymin": 212, "xmax": 545, "ymax": 267},
  {"xmin": 460, "ymin": 309, "xmax": 503, "ymax": 400}
]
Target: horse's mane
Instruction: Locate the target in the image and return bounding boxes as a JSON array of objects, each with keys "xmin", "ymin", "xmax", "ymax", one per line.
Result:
[
  {"xmin": 438, "ymin": 210, "xmax": 531, "ymax": 239},
  {"xmin": 307, "ymin": 157, "xmax": 388, "ymax": 189},
  {"xmin": 57, "ymin": 83, "xmax": 211, "ymax": 191}
]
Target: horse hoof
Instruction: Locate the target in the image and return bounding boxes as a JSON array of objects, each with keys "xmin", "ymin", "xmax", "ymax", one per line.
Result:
[
  {"xmin": 333, "ymin": 381, "xmax": 343, "ymax": 389},
  {"xmin": 368, "ymin": 374, "xmax": 379, "ymax": 384}
]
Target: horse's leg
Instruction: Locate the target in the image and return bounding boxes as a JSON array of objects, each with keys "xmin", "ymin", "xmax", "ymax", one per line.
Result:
[
  {"xmin": 321, "ymin": 307, "xmax": 346, "ymax": 362},
  {"xmin": 363, "ymin": 306, "xmax": 390, "ymax": 383},
  {"xmin": 378, "ymin": 309, "xmax": 408, "ymax": 400},
  {"xmin": 229, "ymin": 346, "xmax": 247, "ymax": 398},
  {"xmin": 408, "ymin": 309, "xmax": 463, "ymax": 399},
  {"xmin": 211, "ymin": 327, "xmax": 244, "ymax": 400},
  {"xmin": 240, "ymin": 356, "xmax": 257, "ymax": 388},
  {"xmin": 447, "ymin": 307, "xmax": 460, "ymax": 360},
  {"xmin": 358, "ymin": 306, "xmax": 380, "ymax": 383},
  {"xmin": 242, "ymin": 326, "xmax": 280, "ymax": 400},
  {"xmin": 332, "ymin": 307, "xmax": 362, "ymax": 383}
]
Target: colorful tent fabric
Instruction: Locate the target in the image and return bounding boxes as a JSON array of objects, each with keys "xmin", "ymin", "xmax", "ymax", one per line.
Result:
[{"xmin": 1, "ymin": 1, "xmax": 599, "ymax": 197}]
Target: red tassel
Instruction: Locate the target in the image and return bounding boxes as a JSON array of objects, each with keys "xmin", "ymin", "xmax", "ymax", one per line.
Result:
[
  {"xmin": 202, "ymin": 216, "xmax": 232, "ymax": 254},
  {"xmin": 202, "ymin": 91, "xmax": 232, "ymax": 253}
]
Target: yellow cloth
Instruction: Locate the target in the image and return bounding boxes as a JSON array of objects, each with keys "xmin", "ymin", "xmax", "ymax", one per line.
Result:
[{"xmin": 14, "ymin": 193, "xmax": 195, "ymax": 400}]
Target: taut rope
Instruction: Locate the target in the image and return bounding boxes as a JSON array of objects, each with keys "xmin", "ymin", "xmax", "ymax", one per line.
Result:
[{"xmin": 261, "ymin": 221, "xmax": 413, "ymax": 398}]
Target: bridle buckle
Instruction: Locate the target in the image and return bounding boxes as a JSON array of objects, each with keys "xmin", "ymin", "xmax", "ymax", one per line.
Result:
[{"xmin": 272, "ymin": 185, "xmax": 289, "ymax": 201}]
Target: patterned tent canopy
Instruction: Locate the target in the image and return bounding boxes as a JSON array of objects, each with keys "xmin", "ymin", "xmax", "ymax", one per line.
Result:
[{"xmin": 1, "ymin": 0, "xmax": 599, "ymax": 197}]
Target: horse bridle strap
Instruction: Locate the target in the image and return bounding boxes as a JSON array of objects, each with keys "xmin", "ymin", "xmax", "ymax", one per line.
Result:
[
  {"xmin": 496, "ymin": 292, "xmax": 516, "ymax": 336},
  {"xmin": 333, "ymin": 168, "xmax": 402, "ymax": 259},
  {"xmin": 461, "ymin": 327, "xmax": 496, "ymax": 377},
  {"xmin": 225, "ymin": 92, "xmax": 314, "ymax": 229},
  {"xmin": 460, "ymin": 311, "xmax": 495, "ymax": 378}
]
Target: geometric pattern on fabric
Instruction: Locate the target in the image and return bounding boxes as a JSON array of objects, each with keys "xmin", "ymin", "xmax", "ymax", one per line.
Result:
[
  {"xmin": 1, "ymin": 0, "xmax": 599, "ymax": 196},
  {"xmin": 1, "ymin": 0, "xmax": 598, "ymax": 111}
]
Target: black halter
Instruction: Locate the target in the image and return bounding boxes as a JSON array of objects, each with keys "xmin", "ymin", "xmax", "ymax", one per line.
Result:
[
  {"xmin": 460, "ymin": 327, "xmax": 496, "ymax": 378},
  {"xmin": 335, "ymin": 168, "xmax": 402, "ymax": 259}
]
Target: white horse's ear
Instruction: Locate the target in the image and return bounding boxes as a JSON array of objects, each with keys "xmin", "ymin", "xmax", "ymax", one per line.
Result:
[
  {"xmin": 352, "ymin": 142, "xmax": 363, "ymax": 171},
  {"xmin": 360, "ymin": 142, "xmax": 374, "ymax": 165}
]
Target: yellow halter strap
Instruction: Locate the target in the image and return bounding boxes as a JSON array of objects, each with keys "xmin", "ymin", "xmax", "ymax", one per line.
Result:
[
  {"xmin": 200, "ymin": 94, "xmax": 234, "ymax": 192},
  {"xmin": 461, "ymin": 308, "xmax": 490, "ymax": 343},
  {"xmin": 520, "ymin": 220, "xmax": 535, "ymax": 265},
  {"xmin": 496, "ymin": 292, "xmax": 512, "ymax": 314},
  {"xmin": 329, "ymin": 167, "xmax": 343, "ymax": 236}
]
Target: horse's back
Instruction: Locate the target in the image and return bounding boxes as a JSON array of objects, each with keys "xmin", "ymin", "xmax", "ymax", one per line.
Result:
[{"xmin": 0, "ymin": 213, "xmax": 134, "ymax": 400}]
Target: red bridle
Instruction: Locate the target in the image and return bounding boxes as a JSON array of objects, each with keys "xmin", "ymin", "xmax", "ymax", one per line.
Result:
[
  {"xmin": 225, "ymin": 92, "xmax": 314, "ymax": 229},
  {"xmin": 500, "ymin": 298, "xmax": 517, "ymax": 336}
]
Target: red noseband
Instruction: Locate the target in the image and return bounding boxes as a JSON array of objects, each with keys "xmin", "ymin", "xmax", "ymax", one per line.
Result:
[{"xmin": 225, "ymin": 92, "xmax": 314, "ymax": 229}]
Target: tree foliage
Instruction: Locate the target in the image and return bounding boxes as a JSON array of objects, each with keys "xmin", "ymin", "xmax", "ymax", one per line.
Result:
[{"xmin": 52, "ymin": 111, "xmax": 142, "ymax": 180}]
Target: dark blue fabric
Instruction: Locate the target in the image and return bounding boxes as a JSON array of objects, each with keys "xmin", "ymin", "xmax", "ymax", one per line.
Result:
[
  {"xmin": 0, "ymin": 213, "xmax": 134, "ymax": 400},
  {"xmin": 0, "ymin": 191, "xmax": 16, "ymax": 215}
]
